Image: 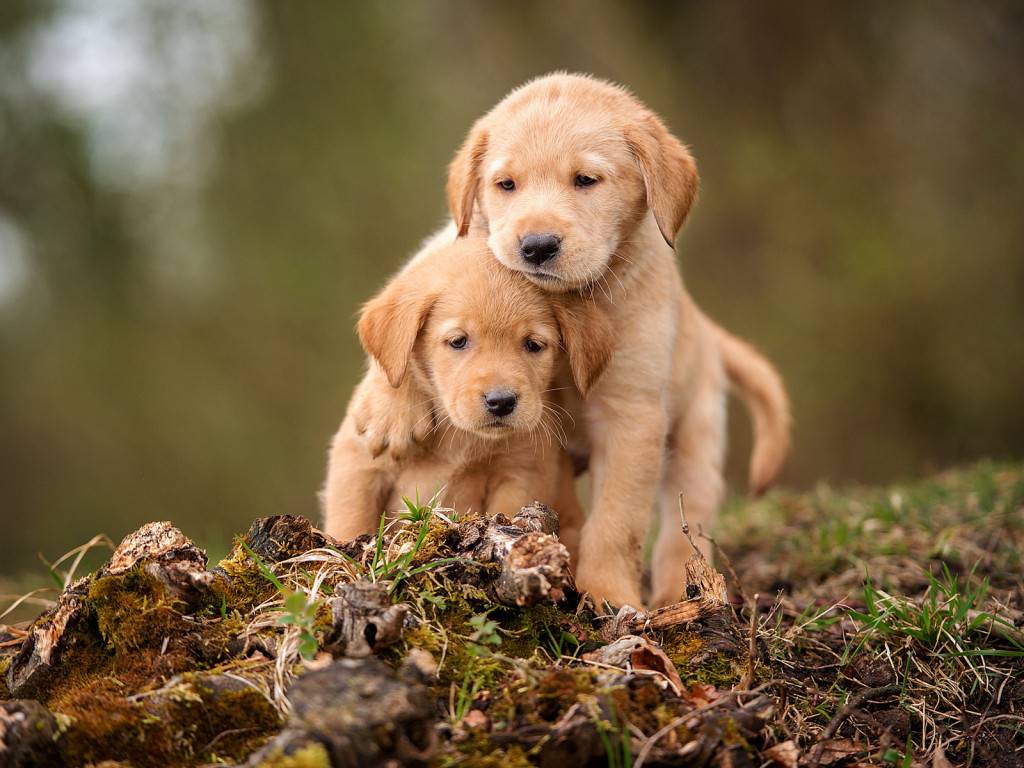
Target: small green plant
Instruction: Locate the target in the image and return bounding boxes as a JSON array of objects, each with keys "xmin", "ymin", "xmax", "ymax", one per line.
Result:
[
  {"xmin": 451, "ymin": 668, "xmax": 483, "ymax": 723},
  {"xmin": 399, "ymin": 489, "xmax": 441, "ymax": 524},
  {"xmin": 594, "ymin": 701, "xmax": 632, "ymax": 768},
  {"xmin": 277, "ymin": 589, "xmax": 321, "ymax": 660},
  {"xmin": 368, "ymin": 496, "xmax": 464, "ymax": 594},
  {"xmin": 542, "ymin": 624, "xmax": 581, "ymax": 660},
  {"xmin": 242, "ymin": 539, "xmax": 321, "ymax": 660},
  {"xmin": 469, "ymin": 612, "xmax": 502, "ymax": 649}
]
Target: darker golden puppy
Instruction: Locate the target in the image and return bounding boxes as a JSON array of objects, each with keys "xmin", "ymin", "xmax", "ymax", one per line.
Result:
[{"xmin": 322, "ymin": 238, "xmax": 610, "ymax": 562}]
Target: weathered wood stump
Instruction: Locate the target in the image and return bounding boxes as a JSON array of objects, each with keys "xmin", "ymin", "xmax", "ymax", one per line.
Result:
[
  {"xmin": 245, "ymin": 657, "xmax": 436, "ymax": 768},
  {"xmin": 326, "ymin": 581, "xmax": 408, "ymax": 658}
]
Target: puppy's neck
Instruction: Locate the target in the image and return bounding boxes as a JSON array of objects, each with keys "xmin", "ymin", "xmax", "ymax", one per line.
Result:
[{"xmin": 607, "ymin": 210, "xmax": 671, "ymax": 293}]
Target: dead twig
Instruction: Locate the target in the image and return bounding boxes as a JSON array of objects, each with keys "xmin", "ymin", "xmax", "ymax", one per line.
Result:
[
  {"xmin": 677, "ymin": 494, "xmax": 702, "ymax": 558},
  {"xmin": 740, "ymin": 593, "xmax": 759, "ymax": 690},
  {"xmin": 700, "ymin": 530, "xmax": 748, "ymax": 607}
]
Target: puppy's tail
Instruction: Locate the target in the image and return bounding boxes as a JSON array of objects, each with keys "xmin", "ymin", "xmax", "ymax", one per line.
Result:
[{"xmin": 714, "ymin": 323, "xmax": 791, "ymax": 495}]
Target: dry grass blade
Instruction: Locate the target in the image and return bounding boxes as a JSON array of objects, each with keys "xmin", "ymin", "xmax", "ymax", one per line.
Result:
[{"xmin": 0, "ymin": 588, "xmax": 58, "ymax": 622}]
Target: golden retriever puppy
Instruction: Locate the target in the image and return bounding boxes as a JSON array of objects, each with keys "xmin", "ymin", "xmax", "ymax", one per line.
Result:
[
  {"xmin": 322, "ymin": 238, "xmax": 611, "ymax": 558},
  {"xmin": 351, "ymin": 73, "xmax": 791, "ymax": 609}
]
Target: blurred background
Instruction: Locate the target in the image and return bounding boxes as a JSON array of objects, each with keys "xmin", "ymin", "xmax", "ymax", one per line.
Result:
[{"xmin": 2, "ymin": 1, "xmax": 1023, "ymax": 587}]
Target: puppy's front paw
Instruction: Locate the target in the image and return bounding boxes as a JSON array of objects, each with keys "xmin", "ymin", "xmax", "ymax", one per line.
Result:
[
  {"xmin": 575, "ymin": 564, "xmax": 644, "ymax": 612},
  {"xmin": 353, "ymin": 394, "xmax": 434, "ymax": 461}
]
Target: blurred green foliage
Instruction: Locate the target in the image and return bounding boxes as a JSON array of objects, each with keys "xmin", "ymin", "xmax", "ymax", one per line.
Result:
[{"xmin": 1, "ymin": 1, "xmax": 1022, "ymax": 581}]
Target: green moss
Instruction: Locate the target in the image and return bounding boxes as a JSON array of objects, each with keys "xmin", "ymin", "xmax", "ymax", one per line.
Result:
[
  {"xmin": 685, "ymin": 651, "xmax": 743, "ymax": 689},
  {"xmin": 88, "ymin": 568, "xmax": 190, "ymax": 655},
  {"xmin": 491, "ymin": 604, "xmax": 598, "ymax": 661},
  {"xmin": 254, "ymin": 743, "xmax": 332, "ymax": 768},
  {"xmin": 658, "ymin": 628, "xmax": 704, "ymax": 669},
  {"xmin": 0, "ymin": 655, "xmax": 11, "ymax": 700},
  {"xmin": 440, "ymin": 744, "xmax": 534, "ymax": 768},
  {"xmin": 216, "ymin": 541, "xmax": 280, "ymax": 611},
  {"xmin": 57, "ymin": 674, "xmax": 280, "ymax": 767},
  {"xmin": 530, "ymin": 668, "xmax": 597, "ymax": 722}
]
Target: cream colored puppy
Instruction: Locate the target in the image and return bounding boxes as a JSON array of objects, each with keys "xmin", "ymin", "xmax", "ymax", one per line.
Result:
[
  {"xmin": 323, "ymin": 238, "xmax": 610, "ymax": 558},
  {"xmin": 352, "ymin": 74, "xmax": 791, "ymax": 608}
]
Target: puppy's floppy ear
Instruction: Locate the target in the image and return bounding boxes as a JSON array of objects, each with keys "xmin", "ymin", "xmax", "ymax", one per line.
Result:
[
  {"xmin": 553, "ymin": 297, "xmax": 614, "ymax": 397},
  {"xmin": 447, "ymin": 119, "xmax": 488, "ymax": 237},
  {"xmin": 626, "ymin": 112, "xmax": 699, "ymax": 247},
  {"xmin": 357, "ymin": 272, "xmax": 437, "ymax": 389}
]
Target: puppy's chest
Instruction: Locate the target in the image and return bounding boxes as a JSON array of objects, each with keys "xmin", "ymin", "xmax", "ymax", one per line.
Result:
[{"xmin": 385, "ymin": 442, "xmax": 515, "ymax": 517}]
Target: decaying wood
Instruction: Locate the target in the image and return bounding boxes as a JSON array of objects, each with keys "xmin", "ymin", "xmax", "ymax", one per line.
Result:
[
  {"xmin": 492, "ymin": 530, "xmax": 570, "ymax": 606},
  {"xmin": 326, "ymin": 581, "xmax": 408, "ymax": 658},
  {"xmin": 241, "ymin": 515, "xmax": 331, "ymax": 563},
  {"xmin": 6, "ymin": 522, "xmax": 214, "ymax": 699},
  {"xmin": 0, "ymin": 699, "xmax": 64, "ymax": 768},
  {"xmin": 102, "ymin": 521, "xmax": 214, "ymax": 606},
  {"xmin": 603, "ymin": 555, "xmax": 729, "ymax": 640},
  {"xmin": 244, "ymin": 657, "xmax": 436, "ymax": 768},
  {"xmin": 5, "ymin": 576, "xmax": 90, "ymax": 699},
  {"xmin": 455, "ymin": 505, "xmax": 572, "ymax": 607},
  {"xmin": 103, "ymin": 520, "xmax": 207, "ymax": 576}
]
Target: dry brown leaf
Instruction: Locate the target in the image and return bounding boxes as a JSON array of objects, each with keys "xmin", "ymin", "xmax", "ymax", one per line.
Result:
[
  {"xmin": 802, "ymin": 738, "xmax": 865, "ymax": 766},
  {"xmin": 684, "ymin": 681, "xmax": 719, "ymax": 707},
  {"xmin": 932, "ymin": 744, "xmax": 954, "ymax": 768},
  {"xmin": 764, "ymin": 740, "xmax": 800, "ymax": 768},
  {"xmin": 582, "ymin": 635, "xmax": 684, "ymax": 695}
]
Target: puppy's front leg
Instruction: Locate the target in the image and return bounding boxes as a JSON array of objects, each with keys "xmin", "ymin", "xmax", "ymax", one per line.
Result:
[
  {"xmin": 322, "ymin": 421, "xmax": 392, "ymax": 543},
  {"xmin": 575, "ymin": 399, "xmax": 667, "ymax": 609}
]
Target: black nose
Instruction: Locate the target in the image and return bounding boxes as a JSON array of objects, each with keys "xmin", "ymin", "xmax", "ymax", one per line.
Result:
[
  {"xmin": 519, "ymin": 233, "xmax": 561, "ymax": 266},
  {"xmin": 484, "ymin": 390, "xmax": 518, "ymax": 417}
]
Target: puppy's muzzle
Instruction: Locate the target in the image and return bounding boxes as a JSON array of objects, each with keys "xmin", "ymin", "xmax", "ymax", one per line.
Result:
[
  {"xmin": 483, "ymin": 389, "xmax": 518, "ymax": 417},
  {"xmin": 519, "ymin": 233, "xmax": 561, "ymax": 266}
]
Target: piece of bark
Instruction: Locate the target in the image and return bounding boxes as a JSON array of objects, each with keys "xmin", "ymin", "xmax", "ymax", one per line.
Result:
[
  {"xmin": 508, "ymin": 501, "xmax": 560, "ymax": 535},
  {"xmin": 246, "ymin": 657, "xmax": 435, "ymax": 768},
  {"xmin": 101, "ymin": 521, "xmax": 215, "ymax": 608},
  {"xmin": 451, "ymin": 506, "xmax": 572, "ymax": 608},
  {"xmin": 103, "ymin": 521, "xmax": 207, "ymax": 576},
  {"xmin": 604, "ymin": 556, "xmax": 729, "ymax": 640},
  {"xmin": 325, "ymin": 581, "xmax": 408, "ymax": 658},
  {"xmin": 492, "ymin": 531, "xmax": 570, "ymax": 607},
  {"xmin": 5, "ymin": 577, "xmax": 90, "ymax": 700},
  {"xmin": 241, "ymin": 516, "xmax": 331, "ymax": 563},
  {"xmin": 0, "ymin": 700, "xmax": 65, "ymax": 768}
]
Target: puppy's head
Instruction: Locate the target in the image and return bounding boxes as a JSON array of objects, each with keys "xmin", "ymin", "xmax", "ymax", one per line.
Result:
[
  {"xmin": 359, "ymin": 239, "xmax": 611, "ymax": 439},
  {"xmin": 447, "ymin": 73, "xmax": 699, "ymax": 292}
]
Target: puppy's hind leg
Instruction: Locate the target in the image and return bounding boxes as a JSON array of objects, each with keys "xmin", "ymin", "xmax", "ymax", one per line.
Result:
[{"xmin": 650, "ymin": 383, "xmax": 727, "ymax": 608}]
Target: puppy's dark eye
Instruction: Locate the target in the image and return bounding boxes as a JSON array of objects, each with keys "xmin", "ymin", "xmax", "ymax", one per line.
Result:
[
  {"xmin": 449, "ymin": 336, "xmax": 468, "ymax": 350},
  {"xmin": 497, "ymin": 179, "xmax": 516, "ymax": 192},
  {"xmin": 575, "ymin": 174, "xmax": 598, "ymax": 188},
  {"xmin": 524, "ymin": 338, "xmax": 544, "ymax": 353}
]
